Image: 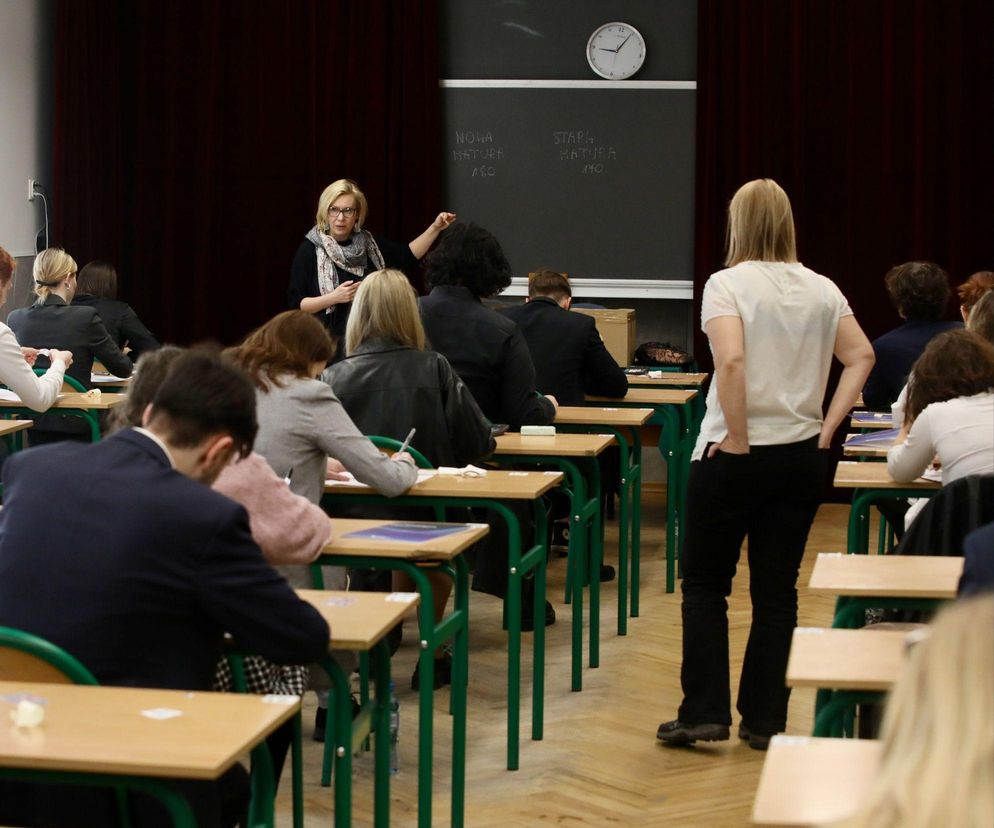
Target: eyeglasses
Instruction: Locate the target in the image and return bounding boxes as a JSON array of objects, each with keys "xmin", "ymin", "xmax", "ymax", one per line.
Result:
[{"xmin": 329, "ymin": 206, "xmax": 357, "ymax": 218}]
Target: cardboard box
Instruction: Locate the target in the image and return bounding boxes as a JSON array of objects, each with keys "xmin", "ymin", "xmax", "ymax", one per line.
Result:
[{"xmin": 571, "ymin": 308, "xmax": 636, "ymax": 366}]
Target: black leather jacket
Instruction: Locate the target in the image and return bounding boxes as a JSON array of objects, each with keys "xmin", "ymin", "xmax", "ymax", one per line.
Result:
[{"xmin": 322, "ymin": 339, "xmax": 496, "ymax": 468}]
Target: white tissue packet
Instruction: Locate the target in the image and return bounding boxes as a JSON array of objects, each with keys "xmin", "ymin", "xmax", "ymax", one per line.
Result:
[{"xmin": 10, "ymin": 700, "xmax": 45, "ymax": 727}]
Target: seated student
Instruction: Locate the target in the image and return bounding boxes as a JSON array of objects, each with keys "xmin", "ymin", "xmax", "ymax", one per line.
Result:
[
  {"xmin": 862, "ymin": 261, "xmax": 961, "ymax": 411},
  {"xmin": 420, "ymin": 223, "xmax": 558, "ymax": 624},
  {"xmin": 323, "ymin": 268, "xmax": 495, "ymax": 688},
  {"xmin": 0, "ymin": 349, "xmax": 330, "ymax": 828},
  {"xmin": 888, "ymin": 330, "xmax": 994, "ymax": 527},
  {"xmin": 108, "ymin": 345, "xmax": 333, "ymax": 781},
  {"xmin": 73, "ymin": 259, "xmax": 161, "ymax": 362},
  {"xmin": 502, "ymin": 270, "xmax": 627, "ymax": 405},
  {"xmin": 957, "ymin": 270, "xmax": 994, "ymax": 322},
  {"xmin": 227, "ymin": 310, "xmax": 417, "ymax": 735},
  {"xmin": 7, "ymin": 248, "xmax": 133, "ymax": 444},
  {"xmin": 832, "ymin": 595, "xmax": 994, "ymax": 828},
  {"xmin": 420, "ymin": 221, "xmax": 558, "ymax": 428},
  {"xmin": 0, "ymin": 244, "xmax": 73, "ymax": 410}
]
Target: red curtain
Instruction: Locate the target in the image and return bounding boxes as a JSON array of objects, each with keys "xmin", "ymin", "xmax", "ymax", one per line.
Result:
[
  {"xmin": 694, "ymin": 0, "xmax": 994, "ymax": 367},
  {"xmin": 53, "ymin": 0, "xmax": 441, "ymax": 345}
]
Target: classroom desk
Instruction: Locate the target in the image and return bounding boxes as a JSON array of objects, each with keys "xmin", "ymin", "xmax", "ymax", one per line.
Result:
[
  {"xmin": 0, "ymin": 681, "xmax": 297, "ymax": 828},
  {"xmin": 322, "ymin": 470, "xmax": 562, "ymax": 772},
  {"xmin": 751, "ymin": 736, "xmax": 882, "ymax": 826},
  {"xmin": 296, "ymin": 589, "xmax": 419, "ymax": 828},
  {"xmin": 90, "ymin": 371, "xmax": 132, "ymax": 391},
  {"xmin": 313, "ymin": 518, "xmax": 488, "ymax": 827},
  {"xmin": 786, "ymin": 627, "xmax": 909, "ymax": 737},
  {"xmin": 587, "ymin": 387, "xmax": 699, "ymax": 592},
  {"xmin": 842, "ymin": 432, "xmax": 895, "ymax": 458},
  {"xmin": 0, "ymin": 391, "xmax": 125, "ymax": 442},
  {"xmin": 849, "ymin": 413, "xmax": 893, "ymax": 430},
  {"xmin": 833, "ymin": 462, "xmax": 940, "ymax": 553},
  {"xmin": 554, "ymin": 406, "xmax": 653, "ymax": 633},
  {"xmin": 492, "ymin": 432, "xmax": 613, "ymax": 692},
  {"xmin": 626, "ymin": 372, "xmax": 709, "ymax": 387},
  {"xmin": 808, "ymin": 552, "xmax": 962, "ymax": 628},
  {"xmin": 0, "ymin": 419, "xmax": 32, "ymax": 453}
]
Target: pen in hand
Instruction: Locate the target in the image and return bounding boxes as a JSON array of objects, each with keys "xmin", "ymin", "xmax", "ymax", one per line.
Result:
[{"xmin": 397, "ymin": 428, "xmax": 416, "ymax": 457}]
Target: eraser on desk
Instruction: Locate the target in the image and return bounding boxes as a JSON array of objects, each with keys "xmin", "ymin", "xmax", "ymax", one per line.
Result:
[{"xmin": 520, "ymin": 425, "xmax": 556, "ymax": 436}]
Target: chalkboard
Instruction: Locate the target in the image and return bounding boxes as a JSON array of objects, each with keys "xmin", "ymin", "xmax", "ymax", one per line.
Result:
[{"xmin": 441, "ymin": 87, "xmax": 696, "ymax": 281}]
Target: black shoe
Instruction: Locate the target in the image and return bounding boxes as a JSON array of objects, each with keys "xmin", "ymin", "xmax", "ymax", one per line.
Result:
[
  {"xmin": 519, "ymin": 600, "xmax": 556, "ymax": 632},
  {"xmin": 550, "ymin": 519, "xmax": 570, "ymax": 556},
  {"xmin": 656, "ymin": 719, "xmax": 730, "ymax": 745},
  {"xmin": 411, "ymin": 649, "xmax": 453, "ymax": 691},
  {"xmin": 599, "ymin": 564, "xmax": 616, "ymax": 582},
  {"xmin": 738, "ymin": 723, "xmax": 773, "ymax": 751},
  {"xmin": 312, "ymin": 696, "xmax": 361, "ymax": 742}
]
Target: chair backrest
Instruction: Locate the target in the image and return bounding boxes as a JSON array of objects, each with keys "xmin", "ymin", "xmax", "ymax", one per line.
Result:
[
  {"xmin": 896, "ymin": 474, "xmax": 994, "ymax": 557},
  {"xmin": 0, "ymin": 626, "xmax": 99, "ymax": 685},
  {"xmin": 368, "ymin": 435, "xmax": 434, "ymax": 469},
  {"xmin": 33, "ymin": 367, "xmax": 87, "ymax": 393}
]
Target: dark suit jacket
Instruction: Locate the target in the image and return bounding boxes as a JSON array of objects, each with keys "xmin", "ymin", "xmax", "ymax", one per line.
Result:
[
  {"xmin": 862, "ymin": 319, "xmax": 961, "ymax": 410},
  {"xmin": 7, "ymin": 294, "xmax": 134, "ymax": 388},
  {"xmin": 959, "ymin": 521, "xmax": 994, "ymax": 598},
  {"xmin": 72, "ymin": 293, "xmax": 161, "ymax": 362},
  {"xmin": 420, "ymin": 285, "xmax": 555, "ymax": 428},
  {"xmin": 502, "ymin": 297, "xmax": 628, "ymax": 406},
  {"xmin": 0, "ymin": 430, "xmax": 330, "ymax": 691}
]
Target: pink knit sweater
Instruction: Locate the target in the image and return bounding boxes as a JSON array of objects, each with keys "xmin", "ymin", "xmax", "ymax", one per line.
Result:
[{"xmin": 213, "ymin": 452, "xmax": 332, "ymax": 565}]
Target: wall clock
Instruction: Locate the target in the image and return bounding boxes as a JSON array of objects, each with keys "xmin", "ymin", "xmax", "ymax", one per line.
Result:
[{"xmin": 586, "ymin": 22, "xmax": 646, "ymax": 80}]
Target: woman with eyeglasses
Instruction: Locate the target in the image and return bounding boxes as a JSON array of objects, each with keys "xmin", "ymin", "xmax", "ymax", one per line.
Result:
[{"xmin": 288, "ymin": 178, "xmax": 455, "ymax": 350}]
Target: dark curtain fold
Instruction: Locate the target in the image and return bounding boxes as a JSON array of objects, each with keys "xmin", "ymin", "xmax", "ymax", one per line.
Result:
[
  {"xmin": 694, "ymin": 0, "xmax": 994, "ymax": 369},
  {"xmin": 54, "ymin": 0, "xmax": 441, "ymax": 345}
]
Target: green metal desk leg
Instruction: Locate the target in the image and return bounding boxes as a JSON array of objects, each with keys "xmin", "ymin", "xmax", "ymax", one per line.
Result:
[
  {"xmin": 450, "ymin": 555, "xmax": 470, "ymax": 827},
  {"xmin": 655, "ymin": 406, "xmax": 682, "ymax": 593},
  {"xmin": 586, "ymin": 456, "xmax": 603, "ymax": 669},
  {"xmin": 290, "ymin": 711, "xmax": 303, "ymax": 828},
  {"xmin": 812, "ymin": 690, "xmax": 884, "ymax": 738},
  {"xmin": 629, "ymin": 429, "xmax": 644, "ymax": 618},
  {"xmin": 371, "ymin": 641, "xmax": 392, "ymax": 828}
]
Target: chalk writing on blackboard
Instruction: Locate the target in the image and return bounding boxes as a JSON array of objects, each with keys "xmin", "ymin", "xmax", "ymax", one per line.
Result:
[
  {"xmin": 452, "ymin": 131, "xmax": 506, "ymax": 178},
  {"xmin": 552, "ymin": 130, "xmax": 617, "ymax": 174}
]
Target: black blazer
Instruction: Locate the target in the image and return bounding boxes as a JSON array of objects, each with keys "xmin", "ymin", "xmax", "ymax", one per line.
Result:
[
  {"xmin": 420, "ymin": 285, "xmax": 555, "ymax": 428},
  {"xmin": 324, "ymin": 339, "xmax": 495, "ymax": 467},
  {"xmin": 0, "ymin": 429, "xmax": 330, "ymax": 691},
  {"xmin": 7, "ymin": 294, "xmax": 134, "ymax": 387},
  {"xmin": 503, "ymin": 297, "xmax": 628, "ymax": 406},
  {"xmin": 72, "ymin": 293, "xmax": 160, "ymax": 362}
]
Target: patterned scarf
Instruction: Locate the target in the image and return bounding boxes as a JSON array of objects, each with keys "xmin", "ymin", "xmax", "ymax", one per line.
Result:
[{"xmin": 306, "ymin": 225, "xmax": 385, "ymax": 312}]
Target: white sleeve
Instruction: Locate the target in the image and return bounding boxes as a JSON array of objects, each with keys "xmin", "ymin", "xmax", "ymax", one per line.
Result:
[
  {"xmin": 700, "ymin": 275, "xmax": 739, "ymax": 330},
  {"xmin": 891, "ymin": 382, "xmax": 909, "ymax": 425},
  {"xmin": 0, "ymin": 326, "xmax": 65, "ymax": 412},
  {"xmin": 887, "ymin": 408, "xmax": 936, "ymax": 482},
  {"xmin": 831, "ymin": 281, "xmax": 855, "ymax": 319}
]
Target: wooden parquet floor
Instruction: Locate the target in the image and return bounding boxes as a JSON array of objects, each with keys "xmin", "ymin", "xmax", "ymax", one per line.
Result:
[{"xmin": 276, "ymin": 498, "xmax": 851, "ymax": 827}]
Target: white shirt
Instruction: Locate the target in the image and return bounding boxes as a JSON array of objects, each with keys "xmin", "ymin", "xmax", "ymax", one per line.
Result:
[
  {"xmin": 0, "ymin": 322, "xmax": 66, "ymax": 411},
  {"xmin": 693, "ymin": 261, "xmax": 853, "ymax": 459},
  {"xmin": 888, "ymin": 392, "xmax": 994, "ymax": 484}
]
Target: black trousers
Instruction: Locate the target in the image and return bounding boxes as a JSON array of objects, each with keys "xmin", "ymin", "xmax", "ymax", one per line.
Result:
[{"xmin": 677, "ymin": 437, "xmax": 826, "ymax": 734}]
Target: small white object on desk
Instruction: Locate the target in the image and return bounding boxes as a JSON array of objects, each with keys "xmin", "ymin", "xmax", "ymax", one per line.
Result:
[
  {"xmin": 520, "ymin": 425, "xmax": 556, "ymax": 436},
  {"xmin": 10, "ymin": 699, "xmax": 45, "ymax": 728},
  {"xmin": 436, "ymin": 465, "xmax": 488, "ymax": 477}
]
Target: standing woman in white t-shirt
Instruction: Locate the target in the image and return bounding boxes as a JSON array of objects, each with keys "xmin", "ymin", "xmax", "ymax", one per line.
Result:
[{"xmin": 656, "ymin": 180, "xmax": 875, "ymax": 751}]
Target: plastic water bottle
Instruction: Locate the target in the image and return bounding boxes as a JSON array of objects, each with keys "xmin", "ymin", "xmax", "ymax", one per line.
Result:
[{"xmin": 388, "ymin": 681, "xmax": 400, "ymax": 775}]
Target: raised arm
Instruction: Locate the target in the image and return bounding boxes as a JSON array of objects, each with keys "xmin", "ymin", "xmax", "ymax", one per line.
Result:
[
  {"xmin": 705, "ymin": 315, "xmax": 749, "ymax": 455},
  {"xmin": 408, "ymin": 212, "xmax": 457, "ymax": 260},
  {"xmin": 820, "ymin": 316, "xmax": 875, "ymax": 448}
]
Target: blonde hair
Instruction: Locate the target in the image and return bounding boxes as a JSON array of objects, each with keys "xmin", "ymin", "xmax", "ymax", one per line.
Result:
[
  {"xmin": 834, "ymin": 595, "xmax": 994, "ymax": 828},
  {"xmin": 345, "ymin": 269, "xmax": 425, "ymax": 355},
  {"xmin": 725, "ymin": 178, "xmax": 798, "ymax": 266},
  {"xmin": 32, "ymin": 248, "xmax": 77, "ymax": 298},
  {"xmin": 315, "ymin": 179, "xmax": 369, "ymax": 234}
]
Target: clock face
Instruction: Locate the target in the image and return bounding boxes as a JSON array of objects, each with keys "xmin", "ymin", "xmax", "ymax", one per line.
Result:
[{"xmin": 586, "ymin": 22, "xmax": 646, "ymax": 80}]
